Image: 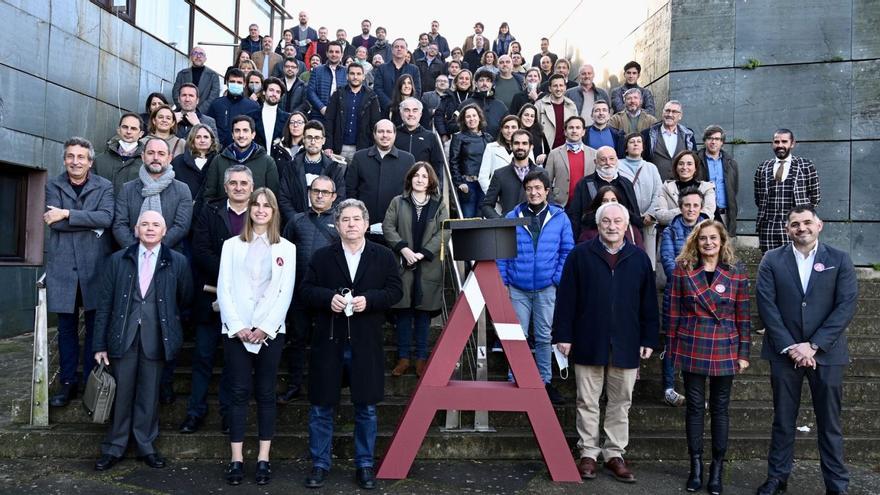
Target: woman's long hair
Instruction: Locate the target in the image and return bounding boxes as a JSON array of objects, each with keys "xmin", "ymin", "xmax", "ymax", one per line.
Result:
[
  {"xmin": 185, "ymin": 123, "xmax": 219, "ymax": 157},
  {"xmin": 676, "ymin": 219, "xmax": 737, "ymax": 269},
  {"xmin": 495, "ymin": 115, "xmax": 520, "ymax": 149},
  {"xmin": 402, "ymin": 161, "xmax": 440, "ymax": 197},
  {"xmin": 240, "ymin": 188, "xmax": 282, "ymax": 244},
  {"xmin": 390, "ymin": 74, "xmax": 415, "ymax": 111}
]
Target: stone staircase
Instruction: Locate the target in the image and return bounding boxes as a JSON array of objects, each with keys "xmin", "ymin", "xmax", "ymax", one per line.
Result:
[{"xmin": 3, "ymin": 246, "xmax": 880, "ymax": 463}]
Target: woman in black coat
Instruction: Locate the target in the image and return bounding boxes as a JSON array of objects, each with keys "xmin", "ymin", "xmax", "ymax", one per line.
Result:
[
  {"xmin": 435, "ymin": 69, "xmax": 473, "ymax": 138},
  {"xmin": 387, "ymin": 74, "xmax": 416, "ymax": 127},
  {"xmin": 171, "ymin": 123, "xmax": 220, "ymax": 217},
  {"xmin": 449, "ymin": 104, "xmax": 493, "ymax": 218},
  {"xmin": 270, "ymin": 111, "xmax": 307, "ymax": 164},
  {"xmin": 517, "ymin": 103, "xmax": 549, "ymax": 165}
]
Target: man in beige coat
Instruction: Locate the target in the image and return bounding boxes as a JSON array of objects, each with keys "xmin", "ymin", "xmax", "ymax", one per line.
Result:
[
  {"xmin": 252, "ymin": 36, "xmax": 284, "ymax": 79},
  {"xmin": 535, "ymin": 74, "xmax": 578, "ymax": 151},
  {"xmin": 545, "ymin": 116, "xmax": 597, "ymax": 208},
  {"xmin": 608, "ymin": 88, "xmax": 658, "ymax": 135}
]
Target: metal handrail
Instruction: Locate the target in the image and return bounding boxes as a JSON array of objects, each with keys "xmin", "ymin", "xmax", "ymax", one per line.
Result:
[{"xmin": 30, "ymin": 273, "xmax": 49, "ymax": 427}]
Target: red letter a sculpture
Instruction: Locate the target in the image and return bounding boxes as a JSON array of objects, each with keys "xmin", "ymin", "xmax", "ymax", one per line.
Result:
[{"xmin": 377, "ymin": 261, "xmax": 581, "ymax": 482}]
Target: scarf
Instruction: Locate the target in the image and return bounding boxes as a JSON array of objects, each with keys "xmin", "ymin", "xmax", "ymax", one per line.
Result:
[
  {"xmin": 139, "ymin": 165, "xmax": 175, "ymax": 218},
  {"xmin": 231, "ymin": 142, "xmax": 258, "ymax": 163}
]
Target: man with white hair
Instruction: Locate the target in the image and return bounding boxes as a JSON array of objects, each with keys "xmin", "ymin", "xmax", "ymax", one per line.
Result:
[
  {"xmin": 553, "ymin": 200, "xmax": 659, "ymax": 482},
  {"xmin": 567, "ymin": 146, "xmax": 642, "ymax": 240}
]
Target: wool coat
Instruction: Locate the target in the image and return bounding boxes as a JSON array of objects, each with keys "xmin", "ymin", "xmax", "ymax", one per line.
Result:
[
  {"xmin": 45, "ymin": 173, "xmax": 115, "ymax": 313},
  {"xmin": 653, "ymin": 180, "xmax": 717, "ymax": 226},
  {"xmin": 112, "ymin": 176, "xmax": 193, "ymax": 250}
]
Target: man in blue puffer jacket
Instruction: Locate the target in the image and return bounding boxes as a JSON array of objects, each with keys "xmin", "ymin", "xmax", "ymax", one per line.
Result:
[
  {"xmin": 497, "ymin": 169, "xmax": 574, "ymax": 405},
  {"xmin": 659, "ymin": 188, "xmax": 707, "ymax": 407}
]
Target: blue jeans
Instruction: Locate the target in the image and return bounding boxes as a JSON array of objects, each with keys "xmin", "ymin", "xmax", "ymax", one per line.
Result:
[
  {"xmin": 308, "ymin": 344, "xmax": 377, "ymax": 469},
  {"xmin": 56, "ymin": 308, "xmax": 96, "ymax": 385},
  {"xmin": 662, "ymin": 344, "xmax": 676, "ymax": 391},
  {"xmin": 508, "ymin": 285, "xmax": 556, "ymax": 384},
  {"xmin": 457, "ymin": 180, "xmax": 484, "ymax": 218},
  {"xmin": 395, "ymin": 309, "xmax": 431, "ymax": 360},
  {"xmin": 187, "ymin": 321, "xmax": 230, "ymax": 419}
]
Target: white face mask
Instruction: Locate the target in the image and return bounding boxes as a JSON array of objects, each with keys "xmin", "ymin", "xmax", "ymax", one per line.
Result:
[{"xmin": 118, "ymin": 140, "xmax": 138, "ymax": 153}]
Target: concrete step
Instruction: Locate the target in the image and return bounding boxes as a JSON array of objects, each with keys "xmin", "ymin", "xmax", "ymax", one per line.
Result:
[{"xmin": 2, "ymin": 423, "xmax": 878, "ymax": 461}]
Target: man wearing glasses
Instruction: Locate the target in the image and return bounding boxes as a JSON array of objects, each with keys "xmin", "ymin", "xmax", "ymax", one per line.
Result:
[
  {"xmin": 172, "ymin": 46, "xmax": 221, "ymax": 113},
  {"xmin": 698, "ymin": 125, "xmax": 739, "ymax": 235},
  {"xmin": 278, "ymin": 120, "xmax": 346, "ymax": 224},
  {"xmin": 639, "ymin": 100, "xmax": 697, "ymax": 181}
]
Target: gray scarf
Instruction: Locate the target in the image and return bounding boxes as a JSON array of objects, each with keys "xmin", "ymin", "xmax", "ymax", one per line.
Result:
[{"xmin": 139, "ymin": 165, "xmax": 175, "ymax": 218}]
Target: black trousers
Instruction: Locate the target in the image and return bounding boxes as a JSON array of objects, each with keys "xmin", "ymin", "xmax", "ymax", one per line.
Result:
[
  {"xmin": 284, "ymin": 303, "xmax": 313, "ymax": 387},
  {"xmin": 223, "ymin": 333, "xmax": 285, "ymax": 443},
  {"xmin": 682, "ymin": 371, "xmax": 733, "ymax": 458},
  {"xmin": 767, "ymin": 360, "xmax": 848, "ymax": 492}
]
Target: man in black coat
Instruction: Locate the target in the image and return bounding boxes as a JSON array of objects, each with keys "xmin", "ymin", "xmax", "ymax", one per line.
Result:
[
  {"xmin": 567, "ymin": 147, "xmax": 643, "ymax": 240},
  {"xmin": 300, "ymin": 199, "xmax": 402, "ymax": 490},
  {"xmin": 755, "ymin": 206, "xmax": 858, "ymax": 495},
  {"xmin": 177, "ymin": 165, "xmax": 253, "ymax": 435},
  {"xmin": 394, "ymin": 97, "xmax": 445, "ymax": 183},
  {"xmin": 481, "ymin": 129, "xmax": 537, "ymax": 218},
  {"xmin": 460, "ymin": 69, "xmax": 509, "ymax": 139},
  {"xmin": 278, "ymin": 121, "xmax": 346, "ymax": 224},
  {"xmin": 345, "ymin": 119, "xmax": 415, "ymax": 227},
  {"xmin": 93, "ymin": 211, "xmax": 193, "ymax": 471},
  {"xmin": 324, "ymin": 63, "xmax": 380, "ymax": 163}
]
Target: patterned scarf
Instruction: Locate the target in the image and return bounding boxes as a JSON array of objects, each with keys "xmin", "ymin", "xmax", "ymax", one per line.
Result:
[{"xmin": 139, "ymin": 165, "xmax": 175, "ymax": 218}]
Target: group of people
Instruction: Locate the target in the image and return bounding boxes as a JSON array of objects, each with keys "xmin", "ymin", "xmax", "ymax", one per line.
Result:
[{"xmin": 42, "ymin": 12, "xmax": 856, "ymax": 495}]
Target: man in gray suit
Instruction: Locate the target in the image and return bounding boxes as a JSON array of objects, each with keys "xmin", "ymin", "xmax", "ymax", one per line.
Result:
[
  {"xmin": 93, "ymin": 210, "xmax": 193, "ymax": 471},
  {"xmin": 756, "ymin": 205, "xmax": 858, "ymax": 495},
  {"xmin": 172, "ymin": 46, "xmax": 221, "ymax": 113}
]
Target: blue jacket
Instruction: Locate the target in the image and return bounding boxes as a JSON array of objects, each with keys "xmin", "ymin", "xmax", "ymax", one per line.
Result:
[
  {"xmin": 373, "ymin": 61, "xmax": 422, "ymax": 112},
  {"xmin": 205, "ymin": 94, "xmax": 260, "ymax": 147},
  {"xmin": 659, "ymin": 213, "xmax": 708, "ymax": 279},
  {"xmin": 498, "ymin": 203, "xmax": 574, "ymax": 291},
  {"xmin": 306, "ymin": 63, "xmax": 347, "ymax": 119},
  {"xmin": 552, "ymin": 237, "xmax": 659, "ymax": 368}
]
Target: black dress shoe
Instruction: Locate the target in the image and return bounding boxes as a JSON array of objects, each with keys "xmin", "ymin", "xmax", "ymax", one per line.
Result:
[
  {"xmin": 756, "ymin": 478, "xmax": 788, "ymax": 495},
  {"xmin": 277, "ymin": 384, "xmax": 301, "ymax": 404},
  {"xmin": 179, "ymin": 415, "xmax": 204, "ymax": 434},
  {"xmin": 356, "ymin": 467, "xmax": 377, "ymax": 490},
  {"xmin": 226, "ymin": 461, "xmax": 244, "ymax": 485},
  {"xmin": 94, "ymin": 454, "xmax": 121, "ymax": 471},
  {"xmin": 159, "ymin": 382, "xmax": 176, "ymax": 405},
  {"xmin": 545, "ymin": 383, "xmax": 566, "ymax": 405},
  {"xmin": 304, "ymin": 467, "xmax": 328, "ymax": 488},
  {"xmin": 255, "ymin": 460, "xmax": 272, "ymax": 485},
  {"xmin": 49, "ymin": 383, "xmax": 77, "ymax": 407},
  {"xmin": 221, "ymin": 416, "xmax": 230, "ymax": 435},
  {"xmin": 138, "ymin": 453, "xmax": 166, "ymax": 468}
]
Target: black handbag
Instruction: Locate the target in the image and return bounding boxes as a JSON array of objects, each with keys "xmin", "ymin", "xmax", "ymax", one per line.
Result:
[{"xmin": 82, "ymin": 364, "xmax": 116, "ymax": 424}]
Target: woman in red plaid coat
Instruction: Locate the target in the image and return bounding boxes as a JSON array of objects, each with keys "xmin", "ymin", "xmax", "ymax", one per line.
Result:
[{"xmin": 665, "ymin": 219, "xmax": 751, "ymax": 495}]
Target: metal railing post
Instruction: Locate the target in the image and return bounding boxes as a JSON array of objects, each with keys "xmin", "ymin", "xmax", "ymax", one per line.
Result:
[{"xmin": 30, "ymin": 274, "xmax": 49, "ymax": 428}]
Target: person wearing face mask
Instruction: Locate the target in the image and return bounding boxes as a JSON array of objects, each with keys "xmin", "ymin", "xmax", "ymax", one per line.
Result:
[
  {"xmin": 94, "ymin": 113, "xmax": 146, "ymax": 195},
  {"xmin": 653, "ymin": 150, "xmax": 716, "ymax": 227},
  {"xmin": 206, "ymin": 68, "xmax": 260, "ymax": 148},
  {"xmin": 568, "ymin": 147, "xmax": 642, "ymax": 241}
]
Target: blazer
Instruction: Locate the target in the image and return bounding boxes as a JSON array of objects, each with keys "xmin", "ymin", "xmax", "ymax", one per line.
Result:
[
  {"xmin": 172, "ymin": 65, "xmax": 222, "ymax": 113},
  {"xmin": 665, "ymin": 263, "xmax": 751, "ymax": 376},
  {"xmin": 698, "ymin": 149, "xmax": 739, "ymax": 234},
  {"xmin": 544, "ymin": 145, "xmax": 598, "ymax": 207},
  {"xmin": 373, "ymin": 61, "xmax": 422, "ymax": 112},
  {"xmin": 641, "ymin": 123, "xmax": 697, "ymax": 181},
  {"xmin": 217, "ymin": 236, "xmax": 297, "ymax": 340},
  {"xmin": 112, "ymin": 177, "xmax": 193, "ymax": 250},
  {"xmin": 478, "ymin": 142, "xmax": 513, "ymax": 194},
  {"xmin": 251, "ymin": 51, "xmax": 283, "ymax": 76},
  {"xmin": 756, "ymin": 242, "xmax": 858, "ymax": 366},
  {"xmin": 254, "ymin": 105, "xmax": 291, "ymax": 151},
  {"xmin": 753, "ymin": 155, "xmax": 821, "ymax": 227},
  {"xmin": 535, "ymin": 95, "xmax": 578, "ymax": 149},
  {"xmin": 480, "ymin": 162, "xmax": 538, "ymax": 218}
]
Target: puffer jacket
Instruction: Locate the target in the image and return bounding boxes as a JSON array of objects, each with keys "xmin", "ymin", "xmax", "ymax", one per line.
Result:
[
  {"xmin": 659, "ymin": 213, "xmax": 709, "ymax": 280},
  {"xmin": 497, "ymin": 203, "xmax": 574, "ymax": 291},
  {"xmin": 282, "ymin": 208, "xmax": 339, "ymax": 292},
  {"xmin": 306, "ymin": 63, "xmax": 347, "ymax": 119},
  {"xmin": 204, "ymin": 94, "xmax": 260, "ymax": 147},
  {"xmin": 449, "ymin": 130, "xmax": 493, "ymax": 186}
]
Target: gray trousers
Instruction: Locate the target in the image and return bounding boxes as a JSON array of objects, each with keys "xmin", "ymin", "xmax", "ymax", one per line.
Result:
[{"xmin": 101, "ymin": 337, "xmax": 163, "ymax": 457}]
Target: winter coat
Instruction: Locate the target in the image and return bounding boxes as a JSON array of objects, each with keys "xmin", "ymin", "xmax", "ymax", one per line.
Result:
[
  {"xmin": 394, "ymin": 125, "xmax": 445, "ymax": 181},
  {"xmin": 497, "ymin": 203, "xmax": 574, "ymax": 291},
  {"xmin": 345, "ymin": 146, "xmax": 415, "ymax": 224},
  {"xmin": 653, "ymin": 180, "xmax": 716, "ymax": 226},
  {"xmin": 190, "ymin": 199, "xmax": 238, "ymax": 323},
  {"xmin": 171, "ymin": 149, "xmax": 217, "ymax": 218},
  {"xmin": 204, "ymin": 94, "xmax": 260, "ymax": 148},
  {"xmin": 277, "ymin": 153, "xmax": 346, "ymax": 223},
  {"xmin": 610, "ymin": 83, "xmax": 656, "ymax": 115},
  {"xmin": 45, "ymin": 173, "xmax": 115, "ymax": 313},
  {"xmin": 282, "ymin": 207, "xmax": 339, "ymax": 292},
  {"xmin": 535, "ymin": 95, "xmax": 578, "ymax": 149},
  {"xmin": 280, "ymin": 78, "xmax": 310, "ymax": 114},
  {"xmin": 254, "ymin": 105, "xmax": 291, "ymax": 152},
  {"xmin": 112, "ymin": 177, "xmax": 193, "ymax": 250},
  {"xmin": 202, "ymin": 144, "xmax": 280, "ymax": 202},
  {"xmin": 306, "ymin": 63, "xmax": 348, "ymax": 119},
  {"xmin": 435, "ymin": 91, "xmax": 472, "ymax": 136},
  {"xmin": 567, "ymin": 172, "xmax": 643, "ymax": 240},
  {"xmin": 658, "ymin": 213, "xmax": 708, "ymax": 280},
  {"xmin": 372, "ymin": 61, "xmax": 422, "ymax": 113},
  {"xmin": 324, "ymin": 86, "xmax": 381, "ymax": 153},
  {"xmin": 93, "ymin": 137, "xmax": 145, "ymax": 195},
  {"xmin": 459, "ymin": 93, "xmax": 509, "ymax": 139}
]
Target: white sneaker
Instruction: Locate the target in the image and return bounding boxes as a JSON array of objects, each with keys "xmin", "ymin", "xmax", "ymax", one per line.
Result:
[{"xmin": 664, "ymin": 388, "xmax": 685, "ymax": 407}]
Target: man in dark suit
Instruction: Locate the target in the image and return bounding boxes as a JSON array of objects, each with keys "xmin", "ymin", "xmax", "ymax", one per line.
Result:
[
  {"xmin": 755, "ymin": 206, "xmax": 858, "ymax": 495},
  {"xmin": 172, "ymin": 46, "xmax": 221, "ymax": 113},
  {"xmin": 300, "ymin": 198, "xmax": 403, "ymax": 490},
  {"xmin": 697, "ymin": 125, "xmax": 738, "ymax": 236},
  {"xmin": 93, "ymin": 210, "xmax": 193, "ymax": 471},
  {"xmin": 640, "ymin": 100, "xmax": 697, "ymax": 181},
  {"xmin": 481, "ymin": 130, "xmax": 537, "ymax": 218}
]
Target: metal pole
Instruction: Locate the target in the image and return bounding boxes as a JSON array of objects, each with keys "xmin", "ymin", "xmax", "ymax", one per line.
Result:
[
  {"xmin": 30, "ymin": 274, "xmax": 49, "ymax": 428},
  {"xmin": 473, "ymin": 311, "xmax": 494, "ymax": 432}
]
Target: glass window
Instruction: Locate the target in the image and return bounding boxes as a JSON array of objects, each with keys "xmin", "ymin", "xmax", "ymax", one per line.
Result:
[
  {"xmin": 0, "ymin": 168, "xmax": 27, "ymax": 260},
  {"xmin": 194, "ymin": 0, "xmax": 235, "ymax": 28},
  {"xmin": 193, "ymin": 12, "xmax": 237, "ymax": 75},
  {"xmin": 238, "ymin": 0, "xmax": 272, "ymax": 38},
  {"xmin": 135, "ymin": 0, "xmax": 190, "ymax": 53}
]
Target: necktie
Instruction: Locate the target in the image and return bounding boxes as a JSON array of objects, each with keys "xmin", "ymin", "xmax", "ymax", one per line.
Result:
[
  {"xmin": 140, "ymin": 250, "xmax": 153, "ymax": 297},
  {"xmin": 330, "ymin": 67, "xmax": 338, "ymax": 96},
  {"xmin": 775, "ymin": 160, "xmax": 785, "ymax": 182}
]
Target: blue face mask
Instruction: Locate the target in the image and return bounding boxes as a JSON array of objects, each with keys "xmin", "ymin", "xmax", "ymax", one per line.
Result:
[{"xmin": 227, "ymin": 83, "xmax": 244, "ymax": 96}]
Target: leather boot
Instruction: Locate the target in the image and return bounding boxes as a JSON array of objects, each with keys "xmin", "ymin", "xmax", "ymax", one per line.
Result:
[
  {"xmin": 414, "ymin": 359, "xmax": 427, "ymax": 377},
  {"xmin": 706, "ymin": 457, "xmax": 724, "ymax": 495},
  {"xmin": 391, "ymin": 358, "xmax": 410, "ymax": 377},
  {"xmin": 686, "ymin": 454, "xmax": 702, "ymax": 492}
]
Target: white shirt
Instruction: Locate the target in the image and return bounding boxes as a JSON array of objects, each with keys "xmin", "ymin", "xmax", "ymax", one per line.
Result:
[
  {"xmin": 773, "ymin": 155, "xmax": 792, "ymax": 182},
  {"xmin": 246, "ymin": 232, "xmax": 273, "ymax": 302},
  {"xmin": 138, "ymin": 243, "xmax": 160, "ymax": 281},
  {"xmin": 792, "ymin": 242, "xmax": 818, "ymax": 293},
  {"xmin": 661, "ymin": 126, "xmax": 679, "ymax": 155},
  {"xmin": 227, "ymin": 200, "xmax": 248, "ymax": 215},
  {"xmin": 342, "ymin": 240, "xmax": 366, "ymax": 281},
  {"xmin": 261, "ymin": 104, "xmax": 278, "ymax": 151}
]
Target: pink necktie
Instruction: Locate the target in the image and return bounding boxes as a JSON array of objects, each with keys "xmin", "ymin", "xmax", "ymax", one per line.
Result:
[{"xmin": 140, "ymin": 250, "xmax": 153, "ymax": 296}]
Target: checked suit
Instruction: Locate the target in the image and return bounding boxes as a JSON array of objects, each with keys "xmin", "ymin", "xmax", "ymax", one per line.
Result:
[{"xmin": 753, "ymin": 156, "xmax": 820, "ymax": 252}]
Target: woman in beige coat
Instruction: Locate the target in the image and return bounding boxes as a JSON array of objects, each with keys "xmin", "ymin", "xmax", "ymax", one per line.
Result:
[{"xmin": 654, "ymin": 150, "xmax": 716, "ymax": 226}]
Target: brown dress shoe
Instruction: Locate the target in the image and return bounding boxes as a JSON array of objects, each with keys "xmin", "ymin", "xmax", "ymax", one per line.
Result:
[
  {"xmin": 577, "ymin": 457, "xmax": 597, "ymax": 479},
  {"xmin": 391, "ymin": 358, "xmax": 411, "ymax": 377},
  {"xmin": 414, "ymin": 359, "xmax": 427, "ymax": 377},
  {"xmin": 605, "ymin": 457, "xmax": 635, "ymax": 483}
]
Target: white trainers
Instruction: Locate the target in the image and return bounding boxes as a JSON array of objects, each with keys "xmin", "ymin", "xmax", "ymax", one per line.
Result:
[{"xmin": 664, "ymin": 388, "xmax": 685, "ymax": 407}]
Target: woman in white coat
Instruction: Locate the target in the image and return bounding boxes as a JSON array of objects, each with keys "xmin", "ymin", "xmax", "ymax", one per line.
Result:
[
  {"xmin": 653, "ymin": 150, "xmax": 717, "ymax": 227},
  {"xmin": 217, "ymin": 187, "xmax": 296, "ymax": 486},
  {"xmin": 478, "ymin": 115, "xmax": 521, "ymax": 193}
]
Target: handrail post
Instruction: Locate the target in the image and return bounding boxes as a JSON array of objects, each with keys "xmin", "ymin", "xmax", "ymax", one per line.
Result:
[{"xmin": 30, "ymin": 273, "xmax": 49, "ymax": 428}]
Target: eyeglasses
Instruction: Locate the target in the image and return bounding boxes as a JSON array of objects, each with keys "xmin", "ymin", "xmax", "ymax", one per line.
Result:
[
  {"xmin": 705, "ymin": 137, "xmax": 723, "ymax": 142},
  {"xmin": 303, "ymin": 135, "xmax": 324, "ymax": 141},
  {"xmin": 309, "ymin": 188, "xmax": 335, "ymax": 196},
  {"xmin": 191, "ymin": 52, "xmax": 206, "ymax": 58},
  {"xmin": 289, "ymin": 121, "xmax": 305, "ymax": 127}
]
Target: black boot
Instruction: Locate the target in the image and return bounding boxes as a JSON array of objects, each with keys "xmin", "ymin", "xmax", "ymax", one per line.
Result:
[
  {"xmin": 706, "ymin": 457, "xmax": 724, "ymax": 495},
  {"xmin": 686, "ymin": 454, "xmax": 702, "ymax": 492}
]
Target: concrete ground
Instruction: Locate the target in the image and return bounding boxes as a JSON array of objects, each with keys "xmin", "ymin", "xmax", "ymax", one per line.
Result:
[{"xmin": 2, "ymin": 333, "xmax": 880, "ymax": 494}]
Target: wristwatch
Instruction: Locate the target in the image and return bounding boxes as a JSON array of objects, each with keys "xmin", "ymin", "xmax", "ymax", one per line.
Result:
[{"xmin": 809, "ymin": 342, "xmax": 819, "ymax": 351}]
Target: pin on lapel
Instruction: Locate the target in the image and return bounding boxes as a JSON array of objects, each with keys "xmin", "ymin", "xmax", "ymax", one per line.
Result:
[
  {"xmin": 276, "ymin": 257, "xmax": 284, "ymax": 266},
  {"xmin": 715, "ymin": 284, "xmax": 726, "ymax": 294},
  {"xmin": 813, "ymin": 262, "xmax": 825, "ymax": 272}
]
